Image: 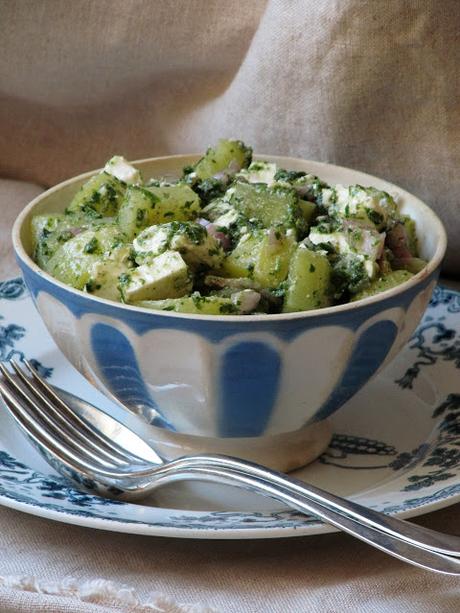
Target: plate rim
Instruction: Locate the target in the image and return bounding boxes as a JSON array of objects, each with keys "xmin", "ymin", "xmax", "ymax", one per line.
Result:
[{"xmin": 0, "ymin": 481, "xmax": 458, "ymax": 540}]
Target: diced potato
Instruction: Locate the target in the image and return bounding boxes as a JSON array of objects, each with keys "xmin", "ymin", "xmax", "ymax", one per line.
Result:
[
  {"xmin": 104, "ymin": 156, "xmax": 142, "ymax": 185},
  {"xmin": 134, "ymin": 222, "xmax": 224, "ymax": 269},
  {"xmin": 190, "ymin": 139, "xmax": 252, "ymax": 180},
  {"xmin": 254, "ymin": 230, "xmax": 297, "ymax": 288},
  {"xmin": 135, "ymin": 289, "xmax": 260, "ymax": 315},
  {"xmin": 222, "ymin": 229, "xmax": 296, "ymax": 288},
  {"xmin": 401, "ymin": 215, "xmax": 419, "ymax": 256},
  {"xmin": 46, "ymin": 225, "xmax": 125, "ymax": 289},
  {"xmin": 32, "ymin": 214, "xmax": 72, "ymax": 268},
  {"xmin": 227, "ymin": 182, "xmax": 305, "ymax": 235},
  {"xmin": 121, "ymin": 251, "xmax": 191, "ymax": 302},
  {"xmin": 283, "ymin": 246, "xmax": 331, "ymax": 312},
  {"xmin": 85, "ymin": 245, "xmax": 133, "ymax": 302},
  {"xmin": 392, "ymin": 257, "xmax": 426, "ymax": 274},
  {"xmin": 298, "ymin": 200, "xmax": 317, "ymax": 227},
  {"xmin": 352, "ymin": 270, "xmax": 413, "ymax": 301},
  {"xmin": 117, "ymin": 185, "xmax": 200, "ymax": 239},
  {"xmin": 66, "ymin": 172, "xmax": 126, "ymax": 218},
  {"xmin": 222, "ymin": 233, "xmax": 259, "ymax": 279},
  {"xmin": 32, "ymin": 213, "xmax": 109, "ymax": 268}
]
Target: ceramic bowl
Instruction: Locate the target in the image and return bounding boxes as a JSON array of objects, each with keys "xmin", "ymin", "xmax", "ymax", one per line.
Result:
[{"xmin": 12, "ymin": 155, "xmax": 447, "ymax": 471}]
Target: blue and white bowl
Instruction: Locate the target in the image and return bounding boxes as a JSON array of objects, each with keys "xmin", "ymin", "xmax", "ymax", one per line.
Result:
[{"xmin": 12, "ymin": 156, "xmax": 447, "ymax": 471}]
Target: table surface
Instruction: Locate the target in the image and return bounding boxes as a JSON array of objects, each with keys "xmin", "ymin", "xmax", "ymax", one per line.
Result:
[{"xmin": 0, "ymin": 182, "xmax": 459, "ymax": 612}]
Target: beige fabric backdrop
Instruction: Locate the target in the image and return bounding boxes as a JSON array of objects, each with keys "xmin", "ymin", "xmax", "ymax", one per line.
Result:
[{"xmin": 0, "ymin": 0, "xmax": 459, "ymax": 275}]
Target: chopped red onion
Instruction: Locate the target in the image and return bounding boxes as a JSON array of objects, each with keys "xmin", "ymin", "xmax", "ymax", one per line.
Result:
[
  {"xmin": 227, "ymin": 159, "xmax": 242, "ymax": 174},
  {"xmin": 212, "ymin": 171, "xmax": 229, "ymax": 183},
  {"xmin": 68, "ymin": 227, "xmax": 84, "ymax": 237},
  {"xmin": 205, "ymin": 223, "xmax": 232, "ymax": 250},
  {"xmin": 387, "ymin": 224, "xmax": 412, "ymax": 260},
  {"xmin": 294, "ymin": 185, "xmax": 311, "ymax": 198},
  {"xmin": 267, "ymin": 228, "xmax": 281, "ymax": 248}
]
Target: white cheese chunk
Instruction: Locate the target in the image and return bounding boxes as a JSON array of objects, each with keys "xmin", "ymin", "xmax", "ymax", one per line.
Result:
[
  {"xmin": 237, "ymin": 161, "xmax": 277, "ymax": 186},
  {"xmin": 122, "ymin": 250, "xmax": 191, "ymax": 301},
  {"xmin": 104, "ymin": 156, "xmax": 142, "ymax": 185},
  {"xmin": 202, "ymin": 199, "xmax": 241, "ymax": 229},
  {"xmin": 309, "ymin": 223, "xmax": 385, "ymax": 279},
  {"xmin": 134, "ymin": 223, "xmax": 224, "ymax": 269},
  {"xmin": 331, "ymin": 185, "xmax": 397, "ymax": 228},
  {"xmin": 134, "ymin": 225, "xmax": 170, "ymax": 259}
]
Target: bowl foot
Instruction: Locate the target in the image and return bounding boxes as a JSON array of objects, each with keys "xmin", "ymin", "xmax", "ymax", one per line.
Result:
[{"xmin": 140, "ymin": 420, "xmax": 333, "ymax": 473}]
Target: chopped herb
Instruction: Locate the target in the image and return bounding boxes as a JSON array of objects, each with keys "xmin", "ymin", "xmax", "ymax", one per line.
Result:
[
  {"xmin": 83, "ymin": 237, "xmax": 99, "ymax": 254},
  {"xmin": 118, "ymin": 272, "xmax": 131, "ymax": 286},
  {"xmin": 219, "ymin": 303, "xmax": 239, "ymax": 314},
  {"xmin": 367, "ymin": 209, "xmax": 384, "ymax": 226}
]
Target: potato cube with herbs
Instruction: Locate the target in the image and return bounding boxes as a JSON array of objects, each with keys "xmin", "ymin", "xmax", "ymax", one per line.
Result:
[
  {"xmin": 283, "ymin": 246, "xmax": 332, "ymax": 312},
  {"xmin": 86, "ymin": 245, "xmax": 133, "ymax": 302},
  {"xmin": 186, "ymin": 139, "xmax": 252, "ymax": 180},
  {"xmin": 223, "ymin": 229, "xmax": 296, "ymax": 288},
  {"xmin": 117, "ymin": 184, "xmax": 200, "ymax": 239},
  {"xmin": 45, "ymin": 225, "xmax": 125, "ymax": 289},
  {"xmin": 67, "ymin": 172, "xmax": 127, "ymax": 218},
  {"xmin": 227, "ymin": 181, "xmax": 306, "ymax": 236}
]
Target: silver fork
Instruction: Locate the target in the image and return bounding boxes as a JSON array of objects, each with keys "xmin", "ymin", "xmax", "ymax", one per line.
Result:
[{"xmin": 1, "ymin": 360, "xmax": 460, "ymax": 575}]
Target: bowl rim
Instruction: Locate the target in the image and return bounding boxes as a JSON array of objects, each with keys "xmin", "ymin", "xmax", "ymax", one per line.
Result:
[{"xmin": 12, "ymin": 154, "xmax": 447, "ymax": 323}]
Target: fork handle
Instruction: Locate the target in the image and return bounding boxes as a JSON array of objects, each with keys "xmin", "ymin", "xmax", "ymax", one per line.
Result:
[
  {"xmin": 140, "ymin": 462, "xmax": 460, "ymax": 575},
  {"xmin": 139, "ymin": 454, "xmax": 460, "ymax": 558}
]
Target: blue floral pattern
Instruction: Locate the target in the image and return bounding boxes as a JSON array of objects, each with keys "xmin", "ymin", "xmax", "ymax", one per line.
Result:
[
  {"xmin": 429, "ymin": 285, "xmax": 460, "ymax": 313},
  {"xmin": 0, "ymin": 279, "xmax": 458, "ymax": 537},
  {"xmin": 0, "ymin": 278, "xmax": 26, "ymax": 301},
  {"xmin": 0, "ymin": 279, "xmax": 52, "ymax": 376},
  {"xmin": 395, "ymin": 322, "xmax": 460, "ymax": 389}
]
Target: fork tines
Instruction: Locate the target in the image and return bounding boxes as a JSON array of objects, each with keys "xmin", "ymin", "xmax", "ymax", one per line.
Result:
[{"xmin": 0, "ymin": 360, "xmax": 138, "ymax": 470}]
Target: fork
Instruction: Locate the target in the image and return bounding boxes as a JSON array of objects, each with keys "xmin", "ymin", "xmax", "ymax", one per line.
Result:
[{"xmin": 1, "ymin": 360, "xmax": 460, "ymax": 575}]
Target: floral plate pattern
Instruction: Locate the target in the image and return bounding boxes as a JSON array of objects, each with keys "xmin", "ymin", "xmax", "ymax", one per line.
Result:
[{"xmin": 0, "ymin": 278, "xmax": 459, "ymax": 539}]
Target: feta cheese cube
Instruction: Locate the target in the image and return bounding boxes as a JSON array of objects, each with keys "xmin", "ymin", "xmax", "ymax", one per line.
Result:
[
  {"xmin": 104, "ymin": 156, "xmax": 142, "ymax": 185},
  {"xmin": 331, "ymin": 185, "xmax": 398, "ymax": 229},
  {"xmin": 309, "ymin": 222, "xmax": 385, "ymax": 279},
  {"xmin": 134, "ymin": 222, "xmax": 224, "ymax": 269},
  {"xmin": 121, "ymin": 250, "xmax": 191, "ymax": 301},
  {"xmin": 236, "ymin": 161, "xmax": 278, "ymax": 186}
]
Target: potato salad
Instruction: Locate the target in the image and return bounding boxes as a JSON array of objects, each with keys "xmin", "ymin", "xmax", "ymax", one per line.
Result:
[{"xmin": 31, "ymin": 139, "xmax": 426, "ymax": 315}]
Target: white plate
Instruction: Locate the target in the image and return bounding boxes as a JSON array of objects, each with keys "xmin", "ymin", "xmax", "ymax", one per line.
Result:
[{"xmin": 0, "ymin": 278, "xmax": 459, "ymax": 539}]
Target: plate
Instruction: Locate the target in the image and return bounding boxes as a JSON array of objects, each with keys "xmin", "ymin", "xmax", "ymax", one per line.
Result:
[{"xmin": 0, "ymin": 277, "xmax": 459, "ymax": 539}]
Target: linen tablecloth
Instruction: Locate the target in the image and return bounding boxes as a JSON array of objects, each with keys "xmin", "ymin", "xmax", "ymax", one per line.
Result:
[{"xmin": 0, "ymin": 182, "xmax": 459, "ymax": 612}]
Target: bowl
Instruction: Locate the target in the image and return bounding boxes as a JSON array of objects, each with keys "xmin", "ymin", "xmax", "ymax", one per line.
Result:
[{"xmin": 12, "ymin": 155, "xmax": 447, "ymax": 471}]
